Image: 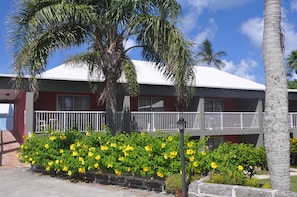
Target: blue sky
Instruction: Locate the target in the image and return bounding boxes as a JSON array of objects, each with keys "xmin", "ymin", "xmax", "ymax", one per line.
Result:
[{"xmin": 1, "ymin": 0, "xmax": 297, "ymax": 84}]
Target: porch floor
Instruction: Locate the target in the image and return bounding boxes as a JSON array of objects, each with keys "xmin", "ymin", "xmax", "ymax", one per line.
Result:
[{"xmin": 0, "ymin": 130, "xmax": 28, "ymax": 169}]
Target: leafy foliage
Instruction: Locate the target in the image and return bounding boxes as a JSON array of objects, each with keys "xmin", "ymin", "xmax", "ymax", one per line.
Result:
[{"xmin": 19, "ymin": 129, "xmax": 208, "ymax": 178}]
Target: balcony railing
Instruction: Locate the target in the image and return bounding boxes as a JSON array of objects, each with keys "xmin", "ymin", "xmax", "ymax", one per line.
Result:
[{"xmin": 34, "ymin": 111, "xmax": 271, "ymax": 133}]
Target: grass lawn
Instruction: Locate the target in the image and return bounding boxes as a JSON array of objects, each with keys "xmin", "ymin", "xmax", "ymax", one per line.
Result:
[{"xmin": 258, "ymin": 176, "xmax": 297, "ymax": 192}]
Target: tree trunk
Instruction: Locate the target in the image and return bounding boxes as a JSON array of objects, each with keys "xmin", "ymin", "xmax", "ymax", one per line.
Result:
[
  {"xmin": 105, "ymin": 75, "xmax": 118, "ymax": 135},
  {"xmin": 263, "ymin": 0, "xmax": 290, "ymax": 190}
]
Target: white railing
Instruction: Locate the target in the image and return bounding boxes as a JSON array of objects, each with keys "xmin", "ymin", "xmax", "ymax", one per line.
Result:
[
  {"xmin": 35, "ymin": 111, "xmax": 106, "ymax": 133},
  {"xmin": 289, "ymin": 113, "xmax": 297, "ymax": 128},
  {"xmin": 205, "ymin": 112, "xmax": 259, "ymax": 130},
  {"xmin": 34, "ymin": 111, "xmax": 267, "ymax": 133}
]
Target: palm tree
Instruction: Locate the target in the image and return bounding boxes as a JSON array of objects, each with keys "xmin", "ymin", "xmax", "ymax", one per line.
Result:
[
  {"xmin": 263, "ymin": 0, "xmax": 290, "ymax": 190},
  {"xmin": 196, "ymin": 39, "xmax": 226, "ymax": 69},
  {"xmin": 286, "ymin": 50, "xmax": 297, "ymax": 75},
  {"xmin": 8, "ymin": 0, "xmax": 195, "ymax": 134}
]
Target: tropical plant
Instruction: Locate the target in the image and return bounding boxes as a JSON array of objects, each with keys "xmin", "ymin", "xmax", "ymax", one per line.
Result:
[
  {"xmin": 8, "ymin": 0, "xmax": 195, "ymax": 134},
  {"xmin": 263, "ymin": 0, "xmax": 290, "ymax": 190},
  {"xmin": 196, "ymin": 39, "xmax": 226, "ymax": 70},
  {"xmin": 286, "ymin": 50, "xmax": 297, "ymax": 75}
]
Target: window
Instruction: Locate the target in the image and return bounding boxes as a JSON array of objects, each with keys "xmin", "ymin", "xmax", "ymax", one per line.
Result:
[
  {"xmin": 204, "ymin": 99, "xmax": 223, "ymax": 112},
  {"xmin": 57, "ymin": 95, "xmax": 90, "ymax": 111},
  {"xmin": 139, "ymin": 97, "xmax": 164, "ymax": 111}
]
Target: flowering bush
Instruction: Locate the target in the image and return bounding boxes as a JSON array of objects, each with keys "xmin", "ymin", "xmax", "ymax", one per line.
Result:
[
  {"xmin": 205, "ymin": 142, "xmax": 267, "ymax": 187},
  {"xmin": 291, "ymin": 138, "xmax": 297, "ymax": 164},
  {"xmin": 18, "ymin": 128, "xmax": 208, "ymax": 179}
]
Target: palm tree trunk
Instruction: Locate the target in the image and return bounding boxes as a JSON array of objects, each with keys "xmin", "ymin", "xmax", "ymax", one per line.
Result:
[
  {"xmin": 263, "ymin": 0, "xmax": 290, "ymax": 190},
  {"xmin": 105, "ymin": 75, "xmax": 118, "ymax": 135}
]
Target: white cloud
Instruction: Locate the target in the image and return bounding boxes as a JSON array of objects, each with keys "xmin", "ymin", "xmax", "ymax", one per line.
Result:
[
  {"xmin": 240, "ymin": 17, "xmax": 263, "ymax": 48},
  {"xmin": 222, "ymin": 59, "xmax": 258, "ymax": 82},
  {"xmin": 185, "ymin": 0, "xmax": 255, "ymax": 12},
  {"xmin": 193, "ymin": 18, "xmax": 218, "ymax": 46},
  {"xmin": 239, "ymin": 9, "xmax": 297, "ymax": 57},
  {"xmin": 291, "ymin": 0, "xmax": 297, "ymax": 11}
]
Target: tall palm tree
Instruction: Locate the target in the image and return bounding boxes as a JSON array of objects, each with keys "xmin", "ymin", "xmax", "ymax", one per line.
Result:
[
  {"xmin": 8, "ymin": 0, "xmax": 195, "ymax": 134},
  {"xmin": 263, "ymin": 0, "xmax": 290, "ymax": 190},
  {"xmin": 196, "ymin": 39, "xmax": 226, "ymax": 69},
  {"xmin": 286, "ymin": 50, "xmax": 297, "ymax": 75}
]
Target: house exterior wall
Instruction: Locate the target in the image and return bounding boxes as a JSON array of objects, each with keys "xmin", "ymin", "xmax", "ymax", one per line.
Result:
[
  {"xmin": 14, "ymin": 91, "xmax": 26, "ymax": 141},
  {"xmin": 34, "ymin": 91, "xmax": 105, "ymax": 111}
]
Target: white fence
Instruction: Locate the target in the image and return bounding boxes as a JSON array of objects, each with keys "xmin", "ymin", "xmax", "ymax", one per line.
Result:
[{"xmin": 34, "ymin": 111, "xmax": 269, "ymax": 133}]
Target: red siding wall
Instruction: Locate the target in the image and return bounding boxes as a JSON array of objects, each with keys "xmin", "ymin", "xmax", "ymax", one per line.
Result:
[
  {"xmin": 34, "ymin": 91, "xmax": 105, "ymax": 111},
  {"xmin": 14, "ymin": 91, "xmax": 26, "ymax": 142}
]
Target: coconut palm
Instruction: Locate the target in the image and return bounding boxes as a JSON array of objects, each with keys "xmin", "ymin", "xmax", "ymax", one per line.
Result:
[
  {"xmin": 196, "ymin": 39, "xmax": 226, "ymax": 69},
  {"xmin": 8, "ymin": 0, "xmax": 195, "ymax": 134},
  {"xmin": 286, "ymin": 50, "xmax": 297, "ymax": 75},
  {"xmin": 263, "ymin": 0, "xmax": 290, "ymax": 190}
]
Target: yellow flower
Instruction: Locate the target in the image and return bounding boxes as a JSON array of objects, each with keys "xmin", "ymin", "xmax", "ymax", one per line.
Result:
[
  {"xmin": 48, "ymin": 161, "xmax": 54, "ymax": 166},
  {"xmin": 186, "ymin": 149, "xmax": 195, "ymax": 155},
  {"xmin": 126, "ymin": 145, "xmax": 134, "ymax": 151},
  {"xmin": 163, "ymin": 153, "xmax": 168, "ymax": 159},
  {"xmin": 193, "ymin": 161, "xmax": 199, "ymax": 167},
  {"xmin": 100, "ymin": 145, "xmax": 109, "ymax": 151},
  {"xmin": 86, "ymin": 132, "xmax": 91, "ymax": 136},
  {"xmin": 114, "ymin": 169, "xmax": 122, "ymax": 175},
  {"xmin": 161, "ymin": 143, "xmax": 166, "ymax": 148},
  {"xmin": 89, "ymin": 147, "xmax": 96, "ymax": 152},
  {"xmin": 60, "ymin": 134, "xmax": 66, "ymax": 140},
  {"xmin": 194, "ymin": 168, "xmax": 201, "ymax": 173},
  {"xmin": 79, "ymin": 157, "xmax": 85, "ymax": 165},
  {"xmin": 78, "ymin": 167, "xmax": 86, "ymax": 174},
  {"xmin": 157, "ymin": 171, "xmax": 164, "ymax": 178},
  {"xmin": 55, "ymin": 160, "xmax": 59, "ymax": 164},
  {"xmin": 49, "ymin": 136, "xmax": 57, "ymax": 141},
  {"xmin": 107, "ymin": 163, "xmax": 113, "ymax": 168},
  {"xmin": 127, "ymin": 167, "xmax": 131, "ymax": 172},
  {"xmin": 205, "ymin": 145, "xmax": 209, "ymax": 150},
  {"xmin": 168, "ymin": 136, "xmax": 173, "ymax": 141},
  {"xmin": 145, "ymin": 145, "xmax": 153, "ymax": 152},
  {"xmin": 201, "ymin": 151, "xmax": 206, "ymax": 156},
  {"xmin": 187, "ymin": 141, "xmax": 194, "ymax": 147},
  {"xmin": 143, "ymin": 167, "xmax": 149, "ymax": 172},
  {"xmin": 169, "ymin": 151, "xmax": 178, "ymax": 159},
  {"xmin": 94, "ymin": 163, "xmax": 99, "ymax": 169},
  {"xmin": 29, "ymin": 157, "xmax": 33, "ymax": 161},
  {"xmin": 189, "ymin": 156, "xmax": 195, "ymax": 162},
  {"xmin": 72, "ymin": 151, "xmax": 78, "ymax": 157},
  {"xmin": 44, "ymin": 144, "xmax": 49, "ymax": 149},
  {"xmin": 118, "ymin": 157, "xmax": 125, "ymax": 161},
  {"xmin": 59, "ymin": 149, "xmax": 64, "ymax": 154},
  {"xmin": 31, "ymin": 160, "xmax": 36, "ymax": 165},
  {"xmin": 110, "ymin": 143, "xmax": 117, "ymax": 148},
  {"xmin": 70, "ymin": 144, "xmax": 76, "ymax": 151},
  {"xmin": 95, "ymin": 155, "xmax": 101, "ymax": 160},
  {"xmin": 211, "ymin": 162, "xmax": 218, "ymax": 169},
  {"xmin": 76, "ymin": 142, "xmax": 81, "ymax": 147},
  {"xmin": 68, "ymin": 170, "xmax": 73, "ymax": 176},
  {"xmin": 46, "ymin": 166, "xmax": 51, "ymax": 171},
  {"xmin": 238, "ymin": 165, "xmax": 244, "ymax": 171},
  {"xmin": 62, "ymin": 166, "xmax": 68, "ymax": 172},
  {"xmin": 88, "ymin": 152, "xmax": 94, "ymax": 157}
]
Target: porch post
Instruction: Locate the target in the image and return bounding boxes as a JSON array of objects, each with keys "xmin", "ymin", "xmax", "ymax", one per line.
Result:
[
  {"xmin": 25, "ymin": 92, "xmax": 34, "ymax": 136},
  {"xmin": 122, "ymin": 96, "xmax": 131, "ymax": 132},
  {"xmin": 198, "ymin": 97, "xmax": 205, "ymax": 130},
  {"xmin": 256, "ymin": 99, "xmax": 264, "ymax": 147}
]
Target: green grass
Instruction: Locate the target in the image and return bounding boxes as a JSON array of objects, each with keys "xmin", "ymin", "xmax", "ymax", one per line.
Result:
[{"xmin": 258, "ymin": 176, "xmax": 297, "ymax": 192}]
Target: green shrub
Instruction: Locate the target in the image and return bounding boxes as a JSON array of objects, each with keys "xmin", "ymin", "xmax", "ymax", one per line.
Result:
[{"xmin": 18, "ymin": 128, "xmax": 208, "ymax": 179}]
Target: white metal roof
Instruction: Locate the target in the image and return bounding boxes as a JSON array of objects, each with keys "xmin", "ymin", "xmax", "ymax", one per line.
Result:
[{"xmin": 40, "ymin": 60, "xmax": 265, "ymax": 91}]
